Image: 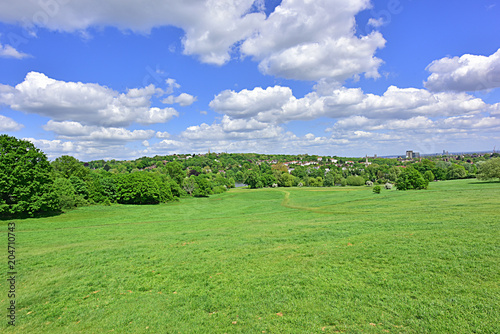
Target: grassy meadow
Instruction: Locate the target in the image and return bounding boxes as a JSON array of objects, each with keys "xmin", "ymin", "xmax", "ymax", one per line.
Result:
[{"xmin": 1, "ymin": 179, "xmax": 499, "ymax": 333}]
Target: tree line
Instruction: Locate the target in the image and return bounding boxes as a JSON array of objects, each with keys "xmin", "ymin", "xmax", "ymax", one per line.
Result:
[{"xmin": 1, "ymin": 135, "xmax": 499, "ymax": 217}]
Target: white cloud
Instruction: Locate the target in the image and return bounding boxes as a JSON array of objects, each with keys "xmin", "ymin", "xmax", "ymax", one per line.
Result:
[
  {"xmin": 424, "ymin": 48, "xmax": 500, "ymax": 92},
  {"xmin": 162, "ymin": 93, "xmax": 197, "ymax": 106},
  {"xmin": 165, "ymin": 78, "xmax": 181, "ymax": 94},
  {"xmin": 0, "ymin": 0, "xmax": 265, "ymax": 66},
  {"xmin": 367, "ymin": 18, "xmax": 385, "ymax": 28},
  {"xmin": 0, "ymin": 0, "xmax": 384, "ymax": 81},
  {"xmin": 240, "ymin": 0, "xmax": 385, "ymax": 81},
  {"xmin": 155, "ymin": 131, "xmax": 171, "ymax": 139},
  {"xmin": 0, "ymin": 43, "xmax": 31, "ymax": 59},
  {"xmin": 0, "ymin": 115, "xmax": 24, "ymax": 131},
  {"xmin": 210, "ymin": 84, "xmax": 488, "ymax": 125},
  {"xmin": 43, "ymin": 120, "xmax": 155, "ymax": 143},
  {"xmin": 0, "ymin": 72, "xmax": 178, "ymax": 127},
  {"xmin": 209, "ymin": 86, "xmax": 293, "ymax": 119}
]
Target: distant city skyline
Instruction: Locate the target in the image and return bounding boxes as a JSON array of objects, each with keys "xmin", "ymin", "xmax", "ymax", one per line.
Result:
[{"xmin": 1, "ymin": 0, "xmax": 499, "ymax": 160}]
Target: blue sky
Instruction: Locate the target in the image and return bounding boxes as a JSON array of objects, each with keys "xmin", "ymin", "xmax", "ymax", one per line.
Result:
[{"xmin": 0, "ymin": 0, "xmax": 499, "ymax": 160}]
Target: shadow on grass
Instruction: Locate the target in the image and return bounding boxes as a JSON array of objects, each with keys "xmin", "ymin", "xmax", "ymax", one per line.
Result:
[
  {"xmin": 0, "ymin": 210, "xmax": 63, "ymax": 221},
  {"xmin": 469, "ymin": 180, "xmax": 500, "ymax": 184}
]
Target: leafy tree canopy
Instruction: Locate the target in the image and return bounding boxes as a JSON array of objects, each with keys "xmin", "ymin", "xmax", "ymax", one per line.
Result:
[
  {"xmin": 0, "ymin": 135, "xmax": 58, "ymax": 216},
  {"xmin": 477, "ymin": 158, "xmax": 500, "ymax": 180},
  {"xmin": 395, "ymin": 167, "xmax": 428, "ymax": 190}
]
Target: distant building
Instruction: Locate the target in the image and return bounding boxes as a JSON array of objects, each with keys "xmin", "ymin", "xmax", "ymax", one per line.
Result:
[{"xmin": 406, "ymin": 150, "xmax": 420, "ymax": 159}]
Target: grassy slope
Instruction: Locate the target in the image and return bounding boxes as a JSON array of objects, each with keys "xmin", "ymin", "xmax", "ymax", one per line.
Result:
[{"xmin": 1, "ymin": 179, "xmax": 499, "ymax": 333}]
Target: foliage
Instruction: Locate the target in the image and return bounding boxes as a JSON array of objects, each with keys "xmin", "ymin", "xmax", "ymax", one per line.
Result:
[
  {"xmin": 346, "ymin": 175, "xmax": 365, "ymax": 186},
  {"xmin": 477, "ymin": 158, "xmax": 500, "ymax": 180},
  {"xmin": 0, "ymin": 135, "xmax": 59, "ymax": 216},
  {"xmin": 424, "ymin": 170, "xmax": 435, "ymax": 182},
  {"xmin": 395, "ymin": 167, "xmax": 428, "ymax": 190},
  {"xmin": 115, "ymin": 172, "xmax": 172, "ymax": 204},
  {"xmin": 51, "ymin": 155, "xmax": 89, "ymax": 179},
  {"xmin": 182, "ymin": 176, "xmax": 196, "ymax": 195},
  {"xmin": 53, "ymin": 177, "xmax": 87, "ymax": 210},
  {"xmin": 244, "ymin": 171, "xmax": 262, "ymax": 189},
  {"xmin": 446, "ymin": 164, "xmax": 467, "ymax": 179},
  {"xmin": 373, "ymin": 185, "xmax": 381, "ymax": 194},
  {"xmin": 193, "ymin": 176, "xmax": 213, "ymax": 197}
]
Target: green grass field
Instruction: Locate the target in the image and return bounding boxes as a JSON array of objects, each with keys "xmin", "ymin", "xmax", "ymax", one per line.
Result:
[{"xmin": 2, "ymin": 179, "xmax": 499, "ymax": 333}]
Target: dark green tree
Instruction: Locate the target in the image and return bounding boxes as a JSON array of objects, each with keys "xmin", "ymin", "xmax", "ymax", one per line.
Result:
[
  {"xmin": 423, "ymin": 170, "xmax": 435, "ymax": 182},
  {"xmin": 115, "ymin": 172, "xmax": 167, "ymax": 204},
  {"xmin": 446, "ymin": 164, "xmax": 467, "ymax": 179},
  {"xmin": 51, "ymin": 155, "xmax": 89, "ymax": 179},
  {"xmin": 477, "ymin": 158, "xmax": 500, "ymax": 180},
  {"xmin": 0, "ymin": 135, "xmax": 58, "ymax": 216},
  {"xmin": 165, "ymin": 161, "xmax": 185, "ymax": 185},
  {"xmin": 193, "ymin": 177, "xmax": 213, "ymax": 197},
  {"xmin": 395, "ymin": 167, "xmax": 428, "ymax": 190}
]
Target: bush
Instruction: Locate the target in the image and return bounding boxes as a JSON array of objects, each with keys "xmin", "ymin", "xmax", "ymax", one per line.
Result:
[
  {"xmin": 212, "ymin": 185, "xmax": 226, "ymax": 194},
  {"xmin": 373, "ymin": 185, "xmax": 381, "ymax": 194},
  {"xmin": 346, "ymin": 175, "xmax": 365, "ymax": 186}
]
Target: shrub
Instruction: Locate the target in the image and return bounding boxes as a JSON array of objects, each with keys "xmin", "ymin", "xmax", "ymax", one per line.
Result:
[
  {"xmin": 346, "ymin": 175, "xmax": 365, "ymax": 186},
  {"xmin": 373, "ymin": 185, "xmax": 381, "ymax": 194}
]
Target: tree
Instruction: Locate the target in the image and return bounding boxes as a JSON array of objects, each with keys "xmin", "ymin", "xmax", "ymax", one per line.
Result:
[
  {"xmin": 244, "ymin": 171, "xmax": 262, "ymax": 189},
  {"xmin": 165, "ymin": 161, "xmax": 186, "ymax": 185},
  {"xmin": 324, "ymin": 172, "xmax": 335, "ymax": 187},
  {"xmin": 0, "ymin": 135, "xmax": 58, "ymax": 216},
  {"xmin": 51, "ymin": 155, "xmax": 89, "ymax": 179},
  {"xmin": 446, "ymin": 164, "xmax": 467, "ymax": 179},
  {"xmin": 423, "ymin": 170, "xmax": 435, "ymax": 182},
  {"xmin": 477, "ymin": 158, "xmax": 500, "ymax": 180},
  {"xmin": 395, "ymin": 167, "xmax": 428, "ymax": 190},
  {"xmin": 193, "ymin": 177, "xmax": 213, "ymax": 197},
  {"xmin": 182, "ymin": 176, "xmax": 196, "ymax": 196},
  {"xmin": 53, "ymin": 178, "xmax": 87, "ymax": 210},
  {"xmin": 115, "ymin": 172, "xmax": 166, "ymax": 204}
]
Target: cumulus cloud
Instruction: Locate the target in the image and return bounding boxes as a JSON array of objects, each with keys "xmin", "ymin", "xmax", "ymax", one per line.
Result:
[
  {"xmin": 0, "ymin": 43, "xmax": 31, "ymax": 59},
  {"xmin": 424, "ymin": 48, "xmax": 500, "ymax": 92},
  {"xmin": 0, "ymin": 115, "xmax": 24, "ymax": 131},
  {"xmin": 0, "ymin": 72, "xmax": 178, "ymax": 127},
  {"xmin": 0, "ymin": 0, "xmax": 384, "ymax": 81},
  {"xmin": 0, "ymin": 0, "xmax": 265, "ymax": 66},
  {"xmin": 43, "ymin": 120, "xmax": 155, "ymax": 143},
  {"xmin": 210, "ymin": 84, "xmax": 488, "ymax": 125},
  {"xmin": 240, "ymin": 0, "xmax": 385, "ymax": 81},
  {"xmin": 209, "ymin": 86, "xmax": 293, "ymax": 119},
  {"xmin": 162, "ymin": 93, "xmax": 197, "ymax": 106}
]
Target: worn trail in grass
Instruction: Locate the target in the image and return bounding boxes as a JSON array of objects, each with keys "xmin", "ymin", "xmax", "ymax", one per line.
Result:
[{"xmin": 1, "ymin": 179, "xmax": 499, "ymax": 333}]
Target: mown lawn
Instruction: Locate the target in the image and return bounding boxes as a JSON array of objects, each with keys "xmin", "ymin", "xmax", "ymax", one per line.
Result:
[{"xmin": 1, "ymin": 179, "xmax": 499, "ymax": 333}]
